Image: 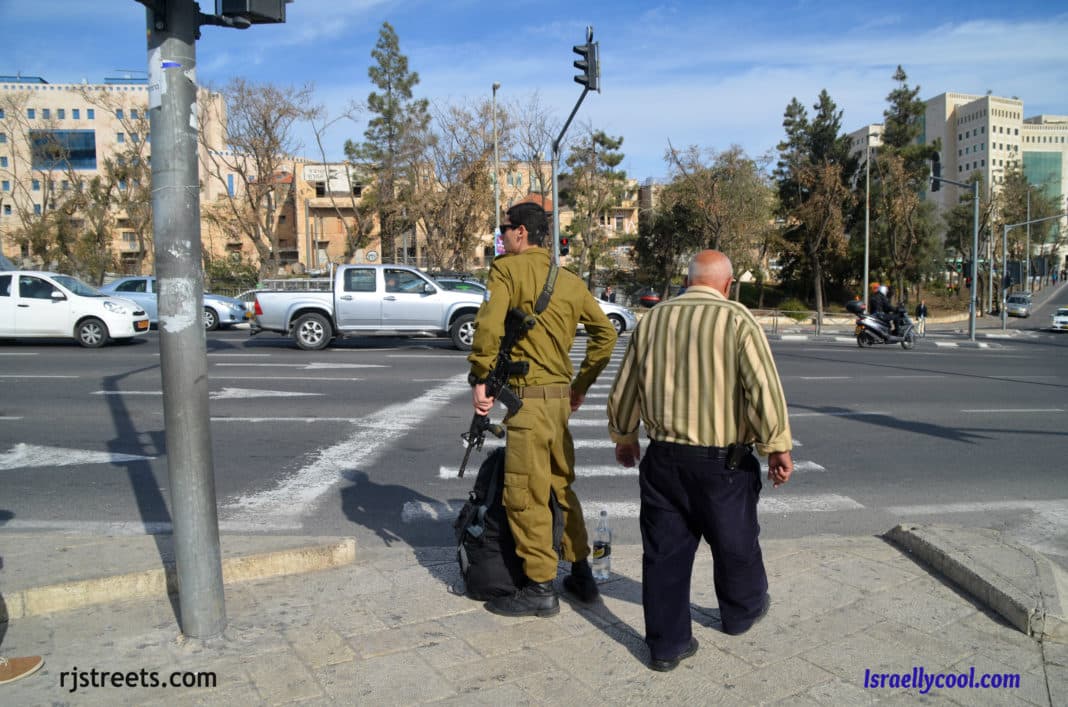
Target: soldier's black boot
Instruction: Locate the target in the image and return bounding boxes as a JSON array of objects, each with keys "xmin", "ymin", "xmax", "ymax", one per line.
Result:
[
  {"xmin": 486, "ymin": 580, "xmax": 559, "ymax": 617},
  {"xmin": 562, "ymin": 559, "xmax": 599, "ymax": 603}
]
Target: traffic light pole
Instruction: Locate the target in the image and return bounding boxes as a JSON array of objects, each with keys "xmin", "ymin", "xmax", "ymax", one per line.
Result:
[
  {"xmin": 931, "ymin": 174, "xmax": 979, "ymax": 341},
  {"xmin": 551, "ymin": 87, "xmax": 590, "ymax": 263},
  {"xmin": 145, "ymin": 0, "xmax": 226, "ymax": 639}
]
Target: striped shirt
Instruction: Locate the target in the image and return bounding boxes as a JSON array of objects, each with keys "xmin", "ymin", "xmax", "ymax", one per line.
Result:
[{"xmin": 607, "ymin": 285, "xmax": 792, "ymax": 456}]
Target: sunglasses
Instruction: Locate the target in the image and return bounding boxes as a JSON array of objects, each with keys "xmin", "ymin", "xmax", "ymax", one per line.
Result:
[{"xmin": 500, "ymin": 223, "xmax": 519, "ymax": 232}]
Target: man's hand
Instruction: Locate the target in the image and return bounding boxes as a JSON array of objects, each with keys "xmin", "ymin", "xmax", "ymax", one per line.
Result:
[
  {"xmin": 472, "ymin": 383, "xmax": 495, "ymax": 415},
  {"xmin": 767, "ymin": 450, "xmax": 793, "ymax": 488},
  {"xmin": 570, "ymin": 388, "xmax": 585, "ymax": 412},
  {"xmin": 615, "ymin": 441, "xmax": 641, "ymax": 468}
]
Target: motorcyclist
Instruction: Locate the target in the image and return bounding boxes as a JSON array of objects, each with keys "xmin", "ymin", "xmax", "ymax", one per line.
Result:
[{"xmin": 870, "ymin": 285, "xmax": 901, "ymax": 334}]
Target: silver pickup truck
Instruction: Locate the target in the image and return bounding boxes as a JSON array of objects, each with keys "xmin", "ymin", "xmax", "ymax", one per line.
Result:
[{"xmin": 250, "ymin": 264, "xmax": 485, "ymax": 351}]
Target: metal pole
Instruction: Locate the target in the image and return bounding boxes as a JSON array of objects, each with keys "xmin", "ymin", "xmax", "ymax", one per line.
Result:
[
  {"xmin": 1001, "ymin": 224, "xmax": 1008, "ymax": 331},
  {"xmin": 146, "ymin": 0, "xmax": 226, "ymax": 639},
  {"xmin": 551, "ymin": 86, "xmax": 590, "ymax": 265},
  {"xmin": 1025, "ymin": 190, "xmax": 1031, "ymax": 293},
  {"xmin": 863, "ymin": 138, "xmax": 870, "ymax": 312},
  {"xmin": 492, "ymin": 82, "xmax": 500, "ymax": 238},
  {"xmin": 969, "ymin": 181, "xmax": 978, "ymax": 341}
]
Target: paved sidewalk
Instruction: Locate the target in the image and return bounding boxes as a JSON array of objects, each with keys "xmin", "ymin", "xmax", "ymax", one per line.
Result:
[{"xmin": 2, "ymin": 529, "xmax": 1065, "ymax": 705}]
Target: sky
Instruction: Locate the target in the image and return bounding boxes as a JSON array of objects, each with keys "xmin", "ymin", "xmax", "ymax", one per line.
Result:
[{"xmin": 2, "ymin": 1, "xmax": 1067, "ymax": 183}]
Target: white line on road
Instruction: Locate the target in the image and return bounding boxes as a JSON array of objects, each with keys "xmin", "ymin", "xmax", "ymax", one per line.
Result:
[
  {"xmin": 212, "ymin": 417, "xmax": 361, "ymax": 423},
  {"xmin": 0, "ymin": 519, "xmax": 302, "ymax": 534},
  {"xmin": 221, "ymin": 373, "xmax": 469, "ymax": 526},
  {"xmin": 211, "ymin": 387, "xmax": 324, "ymax": 400},
  {"xmin": 960, "ymin": 408, "xmax": 1064, "ymax": 413},
  {"xmin": 788, "ymin": 411, "xmax": 889, "ymax": 418},
  {"xmin": 214, "ymin": 362, "xmax": 386, "ymax": 369},
  {"xmin": 0, "ymin": 443, "xmax": 155, "ymax": 470},
  {"xmin": 0, "ymin": 375, "xmax": 78, "ymax": 379},
  {"xmin": 93, "ymin": 390, "xmax": 162, "ymax": 395},
  {"xmin": 211, "ymin": 376, "xmax": 365, "ymax": 382},
  {"xmin": 885, "ymin": 500, "xmax": 1068, "ymax": 515},
  {"xmin": 0, "ymin": 416, "xmax": 24, "ymax": 420},
  {"xmin": 798, "ymin": 376, "xmax": 851, "ymax": 380},
  {"xmin": 402, "ymin": 493, "xmax": 865, "ymax": 522}
]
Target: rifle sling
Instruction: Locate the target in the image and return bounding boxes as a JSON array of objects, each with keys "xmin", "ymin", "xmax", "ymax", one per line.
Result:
[{"xmin": 534, "ymin": 263, "xmax": 558, "ymax": 315}]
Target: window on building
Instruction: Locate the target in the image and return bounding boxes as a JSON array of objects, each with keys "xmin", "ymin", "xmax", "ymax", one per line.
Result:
[
  {"xmin": 27, "ymin": 108, "xmax": 35, "ymax": 119},
  {"xmin": 118, "ymin": 180, "xmax": 127, "ymax": 191},
  {"xmin": 116, "ymin": 133, "xmax": 125, "ymax": 143},
  {"xmin": 0, "ymin": 108, "xmax": 5, "ymax": 119},
  {"xmin": 42, "ymin": 109, "xmax": 50, "ymax": 119},
  {"xmin": 0, "ymin": 133, "xmax": 6, "ymax": 144},
  {"xmin": 29, "ymin": 130, "xmax": 97, "ymax": 170},
  {"xmin": 72, "ymin": 108, "xmax": 80, "ymax": 119},
  {"xmin": 32, "ymin": 179, "xmax": 41, "ymax": 191},
  {"xmin": 57, "ymin": 109, "xmax": 65, "ymax": 119},
  {"xmin": 1, "ymin": 180, "xmax": 9, "ymax": 191},
  {"xmin": 130, "ymin": 109, "xmax": 138, "ymax": 119},
  {"xmin": 116, "ymin": 109, "xmax": 124, "ymax": 119},
  {"xmin": 34, "ymin": 204, "xmax": 41, "ymax": 215},
  {"xmin": 615, "ymin": 215, "xmax": 624, "ymax": 231},
  {"xmin": 87, "ymin": 108, "xmax": 94, "ymax": 120},
  {"xmin": 130, "ymin": 133, "xmax": 139, "ymax": 143},
  {"xmin": 2, "ymin": 205, "xmax": 10, "ymax": 216},
  {"xmin": 0, "ymin": 156, "xmax": 6, "ymax": 168}
]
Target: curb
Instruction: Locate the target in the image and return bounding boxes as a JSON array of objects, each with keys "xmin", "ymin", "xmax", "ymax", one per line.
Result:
[
  {"xmin": 885, "ymin": 524, "xmax": 1067, "ymax": 643},
  {"xmin": 0, "ymin": 538, "xmax": 356, "ymax": 621}
]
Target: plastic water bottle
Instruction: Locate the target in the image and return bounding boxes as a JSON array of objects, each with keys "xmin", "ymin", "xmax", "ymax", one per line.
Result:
[{"xmin": 591, "ymin": 509, "xmax": 612, "ymax": 582}]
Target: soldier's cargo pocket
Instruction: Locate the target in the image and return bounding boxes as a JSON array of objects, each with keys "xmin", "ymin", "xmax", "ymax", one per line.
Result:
[{"xmin": 502, "ymin": 471, "xmax": 530, "ymax": 512}]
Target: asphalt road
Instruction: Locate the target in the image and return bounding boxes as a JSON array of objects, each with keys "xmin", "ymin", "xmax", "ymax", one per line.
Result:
[{"xmin": 2, "ymin": 306, "xmax": 1066, "ymax": 571}]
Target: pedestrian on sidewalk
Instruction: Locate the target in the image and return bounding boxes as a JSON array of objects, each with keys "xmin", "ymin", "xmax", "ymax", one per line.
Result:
[
  {"xmin": 468, "ymin": 201, "xmax": 617, "ymax": 618},
  {"xmin": 915, "ymin": 299, "xmax": 928, "ymax": 337},
  {"xmin": 607, "ymin": 249, "xmax": 794, "ymax": 672},
  {"xmin": 0, "ymin": 587, "xmax": 44, "ymax": 685}
]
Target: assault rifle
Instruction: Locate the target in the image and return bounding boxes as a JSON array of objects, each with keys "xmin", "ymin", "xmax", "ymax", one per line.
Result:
[{"xmin": 458, "ymin": 307, "xmax": 537, "ymax": 477}]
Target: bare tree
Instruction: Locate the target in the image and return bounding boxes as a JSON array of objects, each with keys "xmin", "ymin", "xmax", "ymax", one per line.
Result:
[
  {"xmin": 310, "ymin": 101, "xmax": 376, "ymax": 259},
  {"xmin": 507, "ymin": 91, "xmax": 555, "ymax": 200},
  {"xmin": 793, "ymin": 161, "xmax": 853, "ymax": 322},
  {"xmin": 199, "ymin": 79, "xmax": 322, "ymax": 278}
]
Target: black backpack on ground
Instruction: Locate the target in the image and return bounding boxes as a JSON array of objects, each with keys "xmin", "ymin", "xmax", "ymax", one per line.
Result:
[{"xmin": 453, "ymin": 448, "xmax": 562, "ymax": 600}]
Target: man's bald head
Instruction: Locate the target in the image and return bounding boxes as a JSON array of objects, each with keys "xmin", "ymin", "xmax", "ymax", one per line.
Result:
[{"xmin": 688, "ymin": 250, "xmax": 734, "ymax": 295}]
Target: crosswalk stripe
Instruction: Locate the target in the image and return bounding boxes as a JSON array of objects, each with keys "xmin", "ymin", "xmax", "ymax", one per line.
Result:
[{"xmin": 401, "ymin": 493, "xmax": 864, "ymax": 522}]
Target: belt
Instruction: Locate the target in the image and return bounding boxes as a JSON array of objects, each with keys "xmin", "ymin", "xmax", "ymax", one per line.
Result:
[
  {"xmin": 513, "ymin": 384, "xmax": 570, "ymax": 400},
  {"xmin": 649, "ymin": 439, "xmax": 753, "ymax": 459}
]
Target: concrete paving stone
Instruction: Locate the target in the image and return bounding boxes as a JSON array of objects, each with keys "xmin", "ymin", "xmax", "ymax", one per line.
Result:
[
  {"xmin": 510, "ymin": 667, "xmax": 601, "ymax": 703},
  {"xmin": 554, "ymin": 595, "xmax": 619, "ymax": 635},
  {"xmin": 352, "ymin": 619, "xmax": 458, "ymax": 659},
  {"xmin": 414, "ymin": 633, "xmax": 484, "ymax": 671},
  {"xmin": 283, "ymin": 624, "xmax": 356, "ymax": 669},
  {"xmin": 863, "ymin": 620, "xmax": 975, "ymax": 672},
  {"xmin": 140, "ymin": 682, "xmax": 264, "ymax": 707},
  {"xmin": 537, "ymin": 622, "xmax": 650, "ymax": 691},
  {"xmin": 1044, "ymin": 662, "xmax": 1068, "ymax": 707},
  {"xmin": 792, "ymin": 677, "xmax": 881, "ymax": 705},
  {"xmin": 941, "ymin": 614, "xmax": 1045, "ymax": 673},
  {"xmin": 439, "ymin": 645, "xmax": 553, "ymax": 694},
  {"xmin": 944, "ymin": 653, "xmax": 1048, "ymax": 706},
  {"xmin": 1042, "ymin": 639, "xmax": 1068, "ymax": 667},
  {"xmin": 362, "ymin": 584, "xmax": 475, "ymax": 628},
  {"xmin": 819, "ymin": 555, "xmax": 926, "ymax": 592},
  {"xmin": 243, "ymin": 649, "xmax": 324, "ymax": 704},
  {"xmin": 801, "ymin": 626, "xmax": 921, "ymax": 682},
  {"xmin": 678, "ymin": 640, "xmax": 758, "ymax": 683},
  {"xmin": 772, "ymin": 569, "xmax": 866, "ymax": 623},
  {"xmin": 859, "ymin": 580, "xmax": 980, "ymax": 633},
  {"xmin": 319, "ymin": 599, "xmax": 390, "ymax": 638},
  {"xmin": 316, "ymin": 650, "xmax": 457, "ymax": 704},
  {"xmin": 600, "ymin": 670, "xmax": 744, "ymax": 706},
  {"xmin": 712, "ymin": 655, "xmax": 836, "ymax": 704},
  {"xmin": 460, "ymin": 613, "xmax": 573, "ymax": 658},
  {"xmin": 323, "ymin": 562, "xmax": 394, "ymax": 597},
  {"xmin": 426, "ymin": 680, "xmax": 533, "ymax": 706}
]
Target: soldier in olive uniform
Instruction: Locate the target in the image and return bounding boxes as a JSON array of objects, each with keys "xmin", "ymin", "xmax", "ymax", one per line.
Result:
[{"xmin": 468, "ymin": 201, "xmax": 617, "ymax": 617}]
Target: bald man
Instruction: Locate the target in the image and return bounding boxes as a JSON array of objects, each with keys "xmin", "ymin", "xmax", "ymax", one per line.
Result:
[{"xmin": 607, "ymin": 250, "xmax": 793, "ymax": 672}]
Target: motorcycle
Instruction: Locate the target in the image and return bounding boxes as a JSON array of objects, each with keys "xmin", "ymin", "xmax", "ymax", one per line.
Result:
[{"xmin": 846, "ymin": 300, "xmax": 916, "ymax": 350}]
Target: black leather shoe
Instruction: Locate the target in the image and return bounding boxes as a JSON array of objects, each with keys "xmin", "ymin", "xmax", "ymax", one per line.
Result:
[
  {"xmin": 723, "ymin": 593, "xmax": 771, "ymax": 636},
  {"xmin": 562, "ymin": 559, "xmax": 599, "ymax": 603},
  {"xmin": 486, "ymin": 580, "xmax": 559, "ymax": 617},
  {"xmin": 649, "ymin": 637, "xmax": 699, "ymax": 672}
]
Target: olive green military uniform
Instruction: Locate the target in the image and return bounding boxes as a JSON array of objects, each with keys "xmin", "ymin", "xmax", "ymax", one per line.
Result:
[{"xmin": 468, "ymin": 247, "xmax": 617, "ymax": 583}]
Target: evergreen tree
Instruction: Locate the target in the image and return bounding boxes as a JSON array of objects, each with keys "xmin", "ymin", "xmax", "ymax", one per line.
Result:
[
  {"xmin": 562, "ymin": 128, "xmax": 626, "ymax": 286},
  {"xmin": 346, "ymin": 22, "xmax": 431, "ymax": 263}
]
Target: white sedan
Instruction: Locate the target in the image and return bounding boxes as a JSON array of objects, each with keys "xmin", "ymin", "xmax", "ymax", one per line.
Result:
[
  {"xmin": 1051, "ymin": 307, "xmax": 1068, "ymax": 332},
  {"xmin": 0, "ymin": 270, "xmax": 150, "ymax": 347}
]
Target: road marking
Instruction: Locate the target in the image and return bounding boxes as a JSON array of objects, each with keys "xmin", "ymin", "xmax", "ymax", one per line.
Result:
[
  {"xmin": 788, "ymin": 411, "xmax": 888, "ymax": 418},
  {"xmin": 94, "ymin": 391, "xmax": 162, "ymax": 395},
  {"xmin": 221, "ymin": 373, "xmax": 469, "ymax": 526},
  {"xmin": 214, "ymin": 362, "xmax": 386, "ymax": 369},
  {"xmin": 0, "ymin": 443, "xmax": 155, "ymax": 470},
  {"xmin": 0, "ymin": 519, "xmax": 301, "ymax": 534},
  {"xmin": 0, "ymin": 352, "xmax": 36, "ymax": 356},
  {"xmin": 798, "ymin": 376, "xmax": 851, "ymax": 380},
  {"xmin": 212, "ymin": 417, "xmax": 360, "ymax": 423},
  {"xmin": 1, "ymin": 375, "xmax": 78, "ymax": 379},
  {"xmin": 402, "ymin": 493, "xmax": 865, "ymax": 522},
  {"xmin": 886, "ymin": 499, "xmax": 1068, "ymax": 515},
  {"xmin": 207, "ymin": 353, "xmax": 272, "ymax": 357},
  {"xmin": 0, "ymin": 416, "xmax": 24, "ymax": 420},
  {"xmin": 960, "ymin": 408, "xmax": 1064, "ymax": 413},
  {"xmin": 211, "ymin": 376, "xmax": 365, "ymax": 382},
  {"xmin": 211, "ymin": 387, "xmax": 324, "ymax": 400}
]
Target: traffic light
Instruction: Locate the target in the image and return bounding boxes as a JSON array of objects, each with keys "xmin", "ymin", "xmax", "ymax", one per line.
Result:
[
  {"xmin": 559, "ymin": 236, "xmax": 570, "ymax": 257},
  {"xmin": 573, "ymin": 40, "xmax": 600, "ymax": 92},
  {"xmin": 930, "ymin": 152, "xmax": 941, "ymax": 192}
]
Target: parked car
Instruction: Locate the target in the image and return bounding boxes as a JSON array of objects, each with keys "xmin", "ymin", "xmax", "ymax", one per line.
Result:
[
  {"xmin": 597, "ymin": 300, "xmax": 637, "ymax": 335},
  {"xmin": 251, "ymin": 264, "xmax": 484, "ymax": 350},
  {"xmin": 99, "ymin": 276, "xmax": 248, "ymax": 330},
  {"xmin": 0, "ymin": 270, "xmax": 150, "ymax": 347},
  {"xmin": 1004, "ymin": 293, "xmax": 1032, "ymax": 318},
  {"xmin": 1051, "ymin": 307, "xmax": 1068, "ymax": 331}
]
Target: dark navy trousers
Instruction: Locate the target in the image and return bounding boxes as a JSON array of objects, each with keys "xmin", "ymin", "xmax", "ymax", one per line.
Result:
[{"xmin": 638, "ymin": 440, "xmax": 768, "ymax": 660}]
